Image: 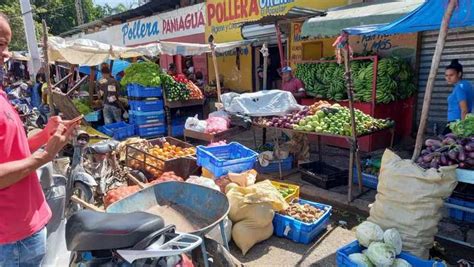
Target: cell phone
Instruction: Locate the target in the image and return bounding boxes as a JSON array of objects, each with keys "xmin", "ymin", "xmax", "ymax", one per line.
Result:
[{"xmin": 69, "ymin": 115, "xmax": 84, "ymax": 124}]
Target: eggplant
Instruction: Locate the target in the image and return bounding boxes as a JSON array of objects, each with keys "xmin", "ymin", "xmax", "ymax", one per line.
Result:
[
  {"xmin": 423, "ymin": 153, "xmax": 436, "ymax": 163},
  {"xmin": 440, "ymin": 154, "xmax": 448, "ymax": 166},
  {"xmin": 426, "ymin": 139, "xmax": 442, "ymax": 147},
  {"xmin": 442, "ymin": 137, "xmax": 456, "ymax": 146},
  {"xmin": 421, "ymin": 149, "xmax": 430, "ymax": 155},
  {"xmin": 466, "ymin": 158, "xmax": 474, "ymax": 167},
  {"xmin": 448, "ymin": 160, "xmax": 456, "ymax": 166},
  {"xmin": 444, "ymin": 133, "xmax": 456, "ymax": 139},
  {"xmin": 469, "ymin": 152, "xmax": 474, "ymax": 159},
  {"xmin": 416, "ymin": 157, "xmax": 424, "ymax": 164},
  {"xmin": 448, "ymin": 149, "xmax": 458, "ymax": 160},
  {"xmin": 458, "ymin": 147, "xmax": 466, "ymax": 162},
  {"xmin": 465, "ymin": 142, "xmax": 474, "ymax": 152},
  {"xmin": 435, "ymin": 146, "xmax": 449, "ymax": 153}
]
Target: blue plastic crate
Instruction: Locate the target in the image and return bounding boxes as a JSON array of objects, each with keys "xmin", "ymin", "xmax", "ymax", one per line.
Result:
[
  {"xmin": 129, "ymin": 110, "xmax": 165, "ymax": 125},
  {"xmin": 129, "ymin": 99, "xmax": 164, "ymax": 112},
  {"xmin": 352, "ymin": 168, "xmax": 378, "ymax": 190},
  {"xmin": 172, "ymin": 116, "xmax": 188, "ymax": 126},
  {"xmin": 84, "ymin": 110, "xmax": 102, "ymax": 122},
  {"xmin": 447, "ymin": 197, "xmax": 474, "ymax": 223},
  {"xmin": 98, "ymin": 122, "xmax": 135, "ymax": 141},
  {"xmin": 196, "ymin": 142, "xmax": 258, "ymax": 178},
  {"xmin": 336, "ymin": 240, "xmax": 445, "ymax": 267},
  {"xmin": 273, "ymin": 199, "xmax": 331, "ymax": 244},
  {"xmin": 171, "ymin": 124, "xmax": 185, "ymax": 137},
  {"xmin": 256, "ymin": 156, "xmax": 293, "ymax": 174},
  {"xmin": 136, "ymin": 123, "xmax": 166, "ymax": 138},
  {"xmin": 127, "ymin": 84, "xmax": 162, "ymax": 98}
]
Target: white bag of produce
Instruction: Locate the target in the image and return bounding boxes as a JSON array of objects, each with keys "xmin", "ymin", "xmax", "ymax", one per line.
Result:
[
  {"xmin": 186, "ymin": 176, "xmax": 221, "ymax": 192},
  {"xmin": 185, "ymin": 115, "xmax": 207, "ymax": 132},
  {"xmin": 221, "ymin": 90, "xmax": 302, "ymax": 117},
  {"xmin": 368, "ymin": 150, "xmax": 457, "ymax": 259}
]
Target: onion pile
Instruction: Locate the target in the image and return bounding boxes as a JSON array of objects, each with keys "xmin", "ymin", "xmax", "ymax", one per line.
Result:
[{"xmin": 416, "ymin": 133, "xmax": 474, "ymax": 169}]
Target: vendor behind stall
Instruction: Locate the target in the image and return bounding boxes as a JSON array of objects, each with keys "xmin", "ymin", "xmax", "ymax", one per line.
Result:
[
  {"xmin": 97, "ymin": 63, "xmax": 122, "ymax": 124},
  {"xmin": 444, "ymin": 59, "xmax": 473, "ymax": 134},
  {"xmin": 281, "ymin": 67, "xmax": 305, "ymax": 100}
]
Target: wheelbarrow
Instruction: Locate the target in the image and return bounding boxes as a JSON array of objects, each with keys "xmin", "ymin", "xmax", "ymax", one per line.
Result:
[{"xmin": 106, "ymin": 181, "xmax": 230, "ymax": 267}]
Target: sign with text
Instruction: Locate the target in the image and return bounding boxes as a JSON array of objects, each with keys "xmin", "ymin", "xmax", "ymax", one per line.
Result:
[{"xmin": 84, "ymin": 4, "xmax": 206, "ymax": 46}]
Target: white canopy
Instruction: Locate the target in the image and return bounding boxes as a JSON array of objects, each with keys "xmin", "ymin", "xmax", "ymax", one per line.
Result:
[{"xmin": 48, "ymin": 37, "xmax": 254, "ymax": 66}]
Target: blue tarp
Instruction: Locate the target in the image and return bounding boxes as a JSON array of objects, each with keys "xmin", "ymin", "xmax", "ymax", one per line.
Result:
[
  {"xmin": 79, "ymin": 59, "xmax": 130, "ymax": 81},
  {"xmin": 346, "ymin": 0, "xmax": 474, "ymax": 35}
]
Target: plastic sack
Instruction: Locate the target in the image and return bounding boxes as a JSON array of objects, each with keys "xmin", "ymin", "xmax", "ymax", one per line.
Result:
[
  {"xmin": 185, "ymin": 115, "xmax": 207, "ymax": 132},
  {"xmin": 221, "ymin": 90, "xmax": 302, "ymax": 117},
  {"xmin": 186, "ymin": 176, "xmax": 221, "ymax": 192},
  {"xmin": 368, "ymin": 149, "xmax": 457, "ymax": 259},
  {"xmin": 209, "ymin": 110, "xmax": 230, "ymax": 121},
  {"xmin": 205, "ymin": 117, "xmax": 229, "ymax": 134},
  {"xmin": 232, "ymin": 215, "xmax": 274, "ymax": 255},
  {"xmin": 227, "ymin": 169, "xmax": 257, "ymax": 187}
]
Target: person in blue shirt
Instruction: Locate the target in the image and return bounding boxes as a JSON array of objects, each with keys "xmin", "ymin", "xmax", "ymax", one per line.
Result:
[{"xmin": 444, "ymin": 59, "xmax": 473, "ymax": 134}]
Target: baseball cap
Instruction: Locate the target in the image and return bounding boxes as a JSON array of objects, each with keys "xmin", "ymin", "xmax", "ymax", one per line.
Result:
[{"xmin": 281, "ymin": 66, "xmax": 292, "ymax": 73}]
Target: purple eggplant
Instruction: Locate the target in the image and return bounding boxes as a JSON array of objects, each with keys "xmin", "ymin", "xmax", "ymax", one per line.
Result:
[
  {"xmin": 421, "ymin": 149, "xmax": 430, "ymax": 155},
  {"xmin": 448, "ymin": 149, "xmax": 459, "ymax": 160},
  {"xmin": 468, "ymin": 152, "xmax": 474, "ymax": 159},
  {"xmin": 426, "ymin": 139, "xmax": 442, "ymax": 147},
  {"xmin": 458, "ymin": 147, "xmax": 466, "ymax": 162},
  {"xmin": 440, "ymin": 154, "xmax": 448, "ymax": 166},
  {"xmin": 465, "ymin": 142, "xmax": 474, "ymax": 152},
  {"xmin": 448, "ymin": 160, "xmax": 456, "ymax": 166},
  {"xmin": 435, "ymin": 146, "xmax": 449, "ymax": 153},
  {"xmin": 444, "ymin": 133, "xmax": 456, "ymax": 139},
  {"xmin": 416, "ymin": 157, "xmax": 424, "ymax": 164},
  {"xmin": 442, "ymin": 137, "xmax": 456, "ymax": 146},
  {"xmin": 466, "ymin": 158, "xmax": 474, "ymax": 167},
  {"xmin": 423, "ymin": 153, "xmax": 436, "ymax": 163}
]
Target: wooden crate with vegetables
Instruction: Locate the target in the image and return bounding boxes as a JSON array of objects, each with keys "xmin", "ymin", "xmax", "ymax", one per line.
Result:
[{"xmin": 125, "ymin": 137, "xmax": 198, "ymax": 179}]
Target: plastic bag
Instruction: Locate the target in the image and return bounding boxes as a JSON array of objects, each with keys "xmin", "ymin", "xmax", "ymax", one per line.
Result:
[
  {"xmin": 368, "ymin": 149, "xmax": 457, "ymax": 259},
  {"xmin": 227, "ymin": 169, "xmax": 257, "ymax": 187},
  {"xmin": 206, "ymin": 216, "xmax": 233, "ymax": 245},
  {"xmin": 205, "ymin": 117, "xmax": 229, "ymax": 134},
  {"xmin": 186, "ymin": 176, "xmax": 221, "ymax": 192},
  {"xmin": 209, "ymin": 110, "xmax": 230, "ymax": 121},
  {"xmin": 185, "ymin": 115, "xmax": 207, "ymax": 132}
]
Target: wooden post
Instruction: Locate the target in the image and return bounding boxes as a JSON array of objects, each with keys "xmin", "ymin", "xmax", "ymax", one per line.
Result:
[
  {"xmin": 210, "ymin": 41, "xmax": 222, "ymax": 103},
  {"xmin": 261, "ymin": 43, "xmax": 269, "ymax": 90},
  {"xmin": 412, "ymin": 0, "xmax": 458, "ymax": 161},
  {"xmin": 42, "ymin": 20, "xmax": 55, "ymax": 115},
  {"xmin": 275, "ymin": 23, "xmax": 285, "ymax": 68},
  {"xmin": 88, "ymin": 66, "xmax": 96, "ymax": 106},
  {"xmin": 343, "ymin": 48, "xmax": 363, "ymax": 202}
]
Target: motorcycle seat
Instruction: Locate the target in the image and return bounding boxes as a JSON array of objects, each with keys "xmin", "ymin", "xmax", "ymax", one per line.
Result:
[
  {"xmin": 86, "ymin": 140, "xmax": 120, "ymax": 154},
  {"xmin": 66, "ymin": 210, "xmax": 164, "ymax": 251}
]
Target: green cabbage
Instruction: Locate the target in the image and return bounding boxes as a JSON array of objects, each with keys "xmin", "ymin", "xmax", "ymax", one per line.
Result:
[
  {"xmin": 356, "ymin": 221, "xmax": 384, "ymax": 247},
  {"xmin": 348, "ymin": 253, "xmax": 374, "ymax": 267},
  {"xmin": 366, "ymin": 242, "xmax": 396, "ymax": 267},
  {"xmin": 392, "ymin": 258, "xmax": 412, "ymax": 267},
  {"xmin": 383, "ymin": 228, "xmax": 402, "ymax": 255}
]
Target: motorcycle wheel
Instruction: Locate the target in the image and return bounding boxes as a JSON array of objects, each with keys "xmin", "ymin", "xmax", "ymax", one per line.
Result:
[{"xmin": 66, "ymin": 181, "xmax": 94, "ymax": 218}]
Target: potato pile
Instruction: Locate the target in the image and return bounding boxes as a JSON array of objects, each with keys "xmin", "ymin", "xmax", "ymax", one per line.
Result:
[{"xmin": 279, "ymin": 202, "xmax": 325, "ymax": 223}]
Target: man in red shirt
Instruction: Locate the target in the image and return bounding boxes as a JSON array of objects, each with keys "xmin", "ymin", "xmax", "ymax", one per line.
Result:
[
  {"xmin": 0, "ymin": 13, "xmax": 80, "ymax": 266},
  {"xmin": 281, "ymin": 66, "xmax": 306, "ymax": 101}
]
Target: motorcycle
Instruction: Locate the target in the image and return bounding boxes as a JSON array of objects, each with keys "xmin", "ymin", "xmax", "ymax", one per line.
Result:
[{"xmin": 66, "ymin": 211, "xmax": 201, "ymax": 266}]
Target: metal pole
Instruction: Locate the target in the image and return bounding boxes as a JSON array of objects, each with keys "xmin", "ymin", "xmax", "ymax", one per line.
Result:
[
  {"xmin": 19, "ymin": 0, "xmax": 42, "ymax": 77},
  {"xmin": 42, "ymin": 20, "xmax": 55, "ymax": 115},
  {"xmin": 412, "ymin": 0, "xmax": 458, "ymax": 161},
  {"xmin": 210, "ymin": 42, "xmax": 222, "ymax": 103},
  {"xmin": 261, "ymin": 43, "xmax": 269, "ymax": 90}
]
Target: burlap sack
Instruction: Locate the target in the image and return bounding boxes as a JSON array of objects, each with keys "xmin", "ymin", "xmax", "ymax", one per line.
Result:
[
  {"xmin": 232, "ymin": 220, "xmax": 274, "ymax": 255},
  {"xmin": 368, "ymin": 150, "xmax": 457, "ymax": 259}
]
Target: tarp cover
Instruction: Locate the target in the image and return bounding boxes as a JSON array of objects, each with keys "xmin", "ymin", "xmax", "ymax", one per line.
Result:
[
  {"xmin": 221, "ymin": 90, "xmax": 302, "ymax": 117},
  {"xmin": 48, "ymin": 37, "xmax": 254, "ymax": 66},
  {"xmin": 345, "ymin": 0, "xmax": 474, "ymax": 35},
  {"xmin": 301, "ymin": 0, "xmax": 423, "ymax": 37}
]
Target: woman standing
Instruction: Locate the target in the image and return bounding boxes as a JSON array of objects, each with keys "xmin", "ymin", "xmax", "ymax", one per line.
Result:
[{"xmin": 444, "ymin": 59, "xmax": 473, "ymax": 133}]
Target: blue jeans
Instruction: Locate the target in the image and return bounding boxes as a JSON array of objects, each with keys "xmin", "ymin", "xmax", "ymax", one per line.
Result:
[
  {"xmin": 0, "ymin": 227, "xmax": 47, "ymax": 267},
  {"xmin": 103, "ymin": 104, "xmax": 122, "ymax": 124}
]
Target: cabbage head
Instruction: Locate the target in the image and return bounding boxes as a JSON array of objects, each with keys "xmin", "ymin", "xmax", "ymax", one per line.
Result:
[
  {"xmin": 356, "ymin": 221, "xmax": 384, "ymax": 247},
  {"xmin": 383, "ymin": 228, "xmax": 402, "ymax": 255},
  {"xmin": 392, "ymin": 258, "xmax": 413, "ymax": 267},
  {"xmin": 348, "ymin": 253, "xmax": 374, "ymax": 267},
  {"xmin": 366, "ymin": 242, "xmax": 396, "ymax": 267}
]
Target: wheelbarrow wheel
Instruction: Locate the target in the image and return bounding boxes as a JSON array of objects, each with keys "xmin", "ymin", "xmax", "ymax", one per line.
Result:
[{"xmin": 66, "ymin": 181, "xmax": 94, "ymax": 218}]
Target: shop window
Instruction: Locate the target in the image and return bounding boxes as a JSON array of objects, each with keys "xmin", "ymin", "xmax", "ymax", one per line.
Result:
[{"xmin": 302, "ymin": 42, "xmax": 323, "ymax": 61}]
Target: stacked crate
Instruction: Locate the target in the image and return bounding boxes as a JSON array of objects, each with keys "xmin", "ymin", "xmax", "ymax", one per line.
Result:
[{"xmin": 127, "ymin": 84, "xmax": 167, "ymax": 138}]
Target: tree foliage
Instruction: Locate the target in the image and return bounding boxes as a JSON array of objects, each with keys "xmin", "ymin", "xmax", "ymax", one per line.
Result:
[{"xmin": 0, "ymin": 0, "xmax": 128, "ymax": 51}]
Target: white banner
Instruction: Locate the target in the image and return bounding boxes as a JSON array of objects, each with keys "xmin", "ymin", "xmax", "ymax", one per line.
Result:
[{"xmin": 83, "ymin": 3, "xmax": 206, "ymax": 46}]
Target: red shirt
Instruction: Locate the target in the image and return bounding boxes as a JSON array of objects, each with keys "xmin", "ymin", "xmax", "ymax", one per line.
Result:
[
  {"xmin": 0, "ymin": 90, "xmax": 51, "ymax": 244},
  {"xmin": 282, "ymin": 77, "xmax": 305, "ymax": 94}
]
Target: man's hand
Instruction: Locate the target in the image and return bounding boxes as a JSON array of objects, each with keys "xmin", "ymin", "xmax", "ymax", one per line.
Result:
[
  {"xmin": 42, "ymin": 121, "xmax": 79, "ymax": 161},
  {"xmin": 43, "ymin": 116, "xmax": 82, "ymax": 138}
]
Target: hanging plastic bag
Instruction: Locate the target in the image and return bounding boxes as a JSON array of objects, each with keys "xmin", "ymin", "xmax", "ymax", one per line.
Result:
[{"xmin": 185, "ymin": 115, "xmax": 207, "ymax": 132}]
